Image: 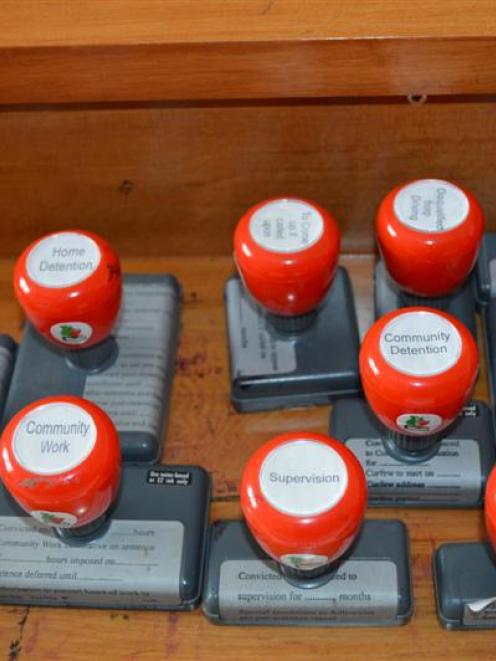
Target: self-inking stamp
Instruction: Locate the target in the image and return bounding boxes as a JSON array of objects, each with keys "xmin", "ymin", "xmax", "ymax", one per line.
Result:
[
  {"xmin": 433, "ymin": 466, "xmax": 496, "ymax": 629},
  {"xmin": 203, "ymin": 432, "xmax": 412, "ymax": 626},
  {"xmin": 374, "ymin": 179, "xmax": 484, "ymax": 336},
  {"xmin": 2, "ymin": 230, "xmax": 181, "ymax": 461},
  {"xmin": 225, "ymin": 197, "xmax": 360, "ymax": 412},
  {"xmin": 0, "ymin": 395, "xmax": 210, "ymax": 610},
  {"xmin": 331, "ymin": 307, "xmax": 495, "ymax": 507}
]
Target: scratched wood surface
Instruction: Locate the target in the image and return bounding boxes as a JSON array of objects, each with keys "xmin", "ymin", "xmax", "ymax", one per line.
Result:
[
  {"xmin": 2, "ymin": 1, "xmax": 496, "ymax": 103},
  {"xmin": 0, "ymin": 254, "xmax": 493, "ymax": 659}
]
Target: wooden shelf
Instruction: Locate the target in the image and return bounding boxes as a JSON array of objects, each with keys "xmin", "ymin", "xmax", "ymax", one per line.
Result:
[
  {"xmin": 0, "ymin": 254, "xmax": 493, "ymax": 659},
  {"xmin": 1, "ymin": 1, "xmax": 496, "ymax": 105}
]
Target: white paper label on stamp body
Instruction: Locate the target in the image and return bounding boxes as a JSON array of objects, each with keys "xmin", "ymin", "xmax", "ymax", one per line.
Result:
[
  {"xmin": 379, "ymin": 310, "xmax": 462, "ymax": 377},
  {"xmin": 346, "ymin": 437, "xmax": 481, "ymax": 505},
  {"xmin": 218, "ymin": 559, "xmax": 399, "ymax": 624},
  {"xmin": 84, "ymin": 279, "xmax": 176, "ymax": 435},
  {"xmin": 12, "ymin": 402, "xmax": 97, "ymax": 476},
  {"xmin": 463, "ymin": 597, "xmax": 496, "ymax": 626},
  {"xmin": 393, "ymin": 179, "xmax": 469, "ymax": 233},
  {"xmin": 226, "ymin": 279, "xmax": 296, "ymax": 377},
  {"xmin": 259, "ymin": 440, "xmax": 348, "ymax": 517},
  {"xmin": 27, "ymin": 232, "xmax": 101, "ymax": 288},
  {"xmin": 50, "ymin": 321, "xmax": 93, "ymax": 345},
  {"xmin": 0, "ymin": 517, "xmax": 183, "ymax": 608},
  {"xmin": 249, "ymin": 199, "xmax": 324, "ymax": 253}
]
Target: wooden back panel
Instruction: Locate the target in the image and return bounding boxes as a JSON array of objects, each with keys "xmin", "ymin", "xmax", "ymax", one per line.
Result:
[{"xmin": 1, "ymin": 99, "xmax": 495, "ymax": 257}]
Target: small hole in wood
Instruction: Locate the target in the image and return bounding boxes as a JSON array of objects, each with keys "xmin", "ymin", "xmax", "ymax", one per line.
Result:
[{"xmin": 407, "ymin": 94, "xmax": 428, "ymax": 105}]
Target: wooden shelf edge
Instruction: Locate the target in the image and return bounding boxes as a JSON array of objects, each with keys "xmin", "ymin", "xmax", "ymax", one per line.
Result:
[{"xmin": 1, "ymin": 36, "xmax": 496, "ymax": 105}]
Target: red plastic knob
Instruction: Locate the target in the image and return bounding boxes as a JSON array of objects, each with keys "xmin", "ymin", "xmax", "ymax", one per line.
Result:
[
  {"xmin": 485, "ymin": 466, "xmax": 496, "ymax": 552},
  {"xmin": 376, "ymin": 179, "xmax": 484, "ymax": 297},
  {"xmin": 0, "ymin": 396, "xmax": 121, "ymax": 529},
  {"xmin": 360, "ymin": 308, "xmax": 478, "ymax": 437},
  {"xmin": 14, "ymin": 230, "xmax": 122, "ymax": 349},
  {"xmin": 240, "ymin": 432, "xmax": 367, "ymax": 572},
  {"xmin": 234, "ymin": 197, "xmax": 340, "ymax": 316}
]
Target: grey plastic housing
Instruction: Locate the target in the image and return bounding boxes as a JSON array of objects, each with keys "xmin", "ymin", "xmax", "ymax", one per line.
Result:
[
  {"xmin": 330, "ymin": 398, "xmax": 494, "ymax": 507},
  {"xmin": 433, "ymin": 542, "xmax": 496, "ymax": 629},
  {"xmin": 476, "ymin": 233, "xmax": 496, "ymax": 405},
  {"xmin": 225, "ymin": 267, "xmax": 360, "ymax": 412},
  {"xmin": 0, "ymin": 335, "xmax": 16, "ymax": 417},
  {"xmin": 0, "ymin": 464, "xmax": 210, "ymax": 610},
  {"xmin": 374, "ymin": 261, "xmax": 477, "ymax": 337},
  {"xmin": 202, "ymin": 519, "xmax": 412, "ymax": 627},
  {"xmin": 1, "ymin": 274, "xmax": 181, "ymax": 463}
]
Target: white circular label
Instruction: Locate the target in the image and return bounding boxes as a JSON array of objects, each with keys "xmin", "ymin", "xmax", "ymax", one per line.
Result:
[
  {"xmin": 393, "ymin": 179, "xmax": 469, "ymax": 233},
  {"xmin": 50, "ymin": 321, "xmax": 93, "ymax": 345},
  {"xmin": 249, "ymin": 199, "xmax": 324, "ymax": 253},
  {"xmin": 259, "ymin": 439, "xmax": 348, "ymax": 517},
  {"xmin": 30, "ymin": 510, "xmax": 78, "ymax": 528},
  {"xmin": 396, "ymin": 413, "xmax": 443, "ymax": 435},
  {"xmin": 280, "ymin": 553, "xmax": 329, "ymax": 571},
  {"xmin": 13, "ymin": 402, "xmax": 97, "ymax": 476},
  {"xmin": 26, "ymin": 232, "xmax": 101, "ymax": 288},
  {"xmin": 379, "ymin": 311, "xmax": 462, "ymax": 377}
]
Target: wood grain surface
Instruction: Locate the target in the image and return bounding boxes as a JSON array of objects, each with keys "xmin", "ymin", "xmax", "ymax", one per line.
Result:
[
  {"xmin": 1, "ymin": 100, "xmax": 496, "ymax": 258},
  {"xmin": 0, "ymin": 254, "xmax": 493, "ymax": 659},
  {"xmin": 1, "ymin": 1, "xmax": 496, "ymax": 103}
]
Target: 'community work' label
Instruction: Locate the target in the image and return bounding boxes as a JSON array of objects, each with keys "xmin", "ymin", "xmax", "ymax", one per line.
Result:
[
  {"xmin": 393, "ymin": 179, "xmax": 469, "ymax": 233},
  {"xmin": 12, "ymin": 402, "xmax": 97, "ymax": 475},
  {"xmin": 379, "ymin": 311, "xmax": 462, "ymax": 376},
  {"xmin": 249, "ymin": 199, "xmax": 324, "ymax": 253},
  {"xmin": 27, "ymin": 232, "xmax": 101, "ymax": 288}
]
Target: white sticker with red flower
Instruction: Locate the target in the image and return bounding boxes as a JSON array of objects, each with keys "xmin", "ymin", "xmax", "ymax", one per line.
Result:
[
  {"xmin": 30, "ymin": 510, "xmax": 78, "ymax": 528},
  {"xmin": 280, "ymin": 553, "xmax": 330, "ymax": 571},
  {"xmin": 249, "ymin": 199, "xmax": 324, "ymax": 253},
  {"xmin": 50, "ymin": 321, "xmax": 93, "ymax": 345},
  {"xmin": 396, "ymin": 413, "xmax": 443, "ymax": 435}
]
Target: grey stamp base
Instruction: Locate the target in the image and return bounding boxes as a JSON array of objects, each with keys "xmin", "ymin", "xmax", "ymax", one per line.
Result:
[
  {"xmin": 433, "ymin": 542, "xmax": 496, "ymax": 629},
  {"xmin": 225, "ymin": 267, "xmax": 360, "ymax": 413},
  {"xmin": 476, "ymin": 234, "xmax": 496, "ymax": 405},
  {"xmin": 0, "ymin": 336, "xmax": 16, "ymax": 418},
  {"xmin": 0, "ymin": 464, "xmax": 210, "ymax": 611},
  {"xmin": 330, "ymin": 398, "xmax": 494, "ymax": 507},
  {"xmin": 202, "ymin": 519, "xmax": 412, "ymax": 627},
  {"xmin": 1, "ymin": 274, "xmax": 181, "ymax": 463},
  {"xmin": 374, "ymin": 261, "xmax": 477, "ymax": 337}
]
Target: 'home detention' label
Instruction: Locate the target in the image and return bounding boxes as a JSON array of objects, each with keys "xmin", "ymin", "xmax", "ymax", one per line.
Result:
[{"xmin": 27, "ymin": 232, "xmax": 101, "ymax": 288}]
